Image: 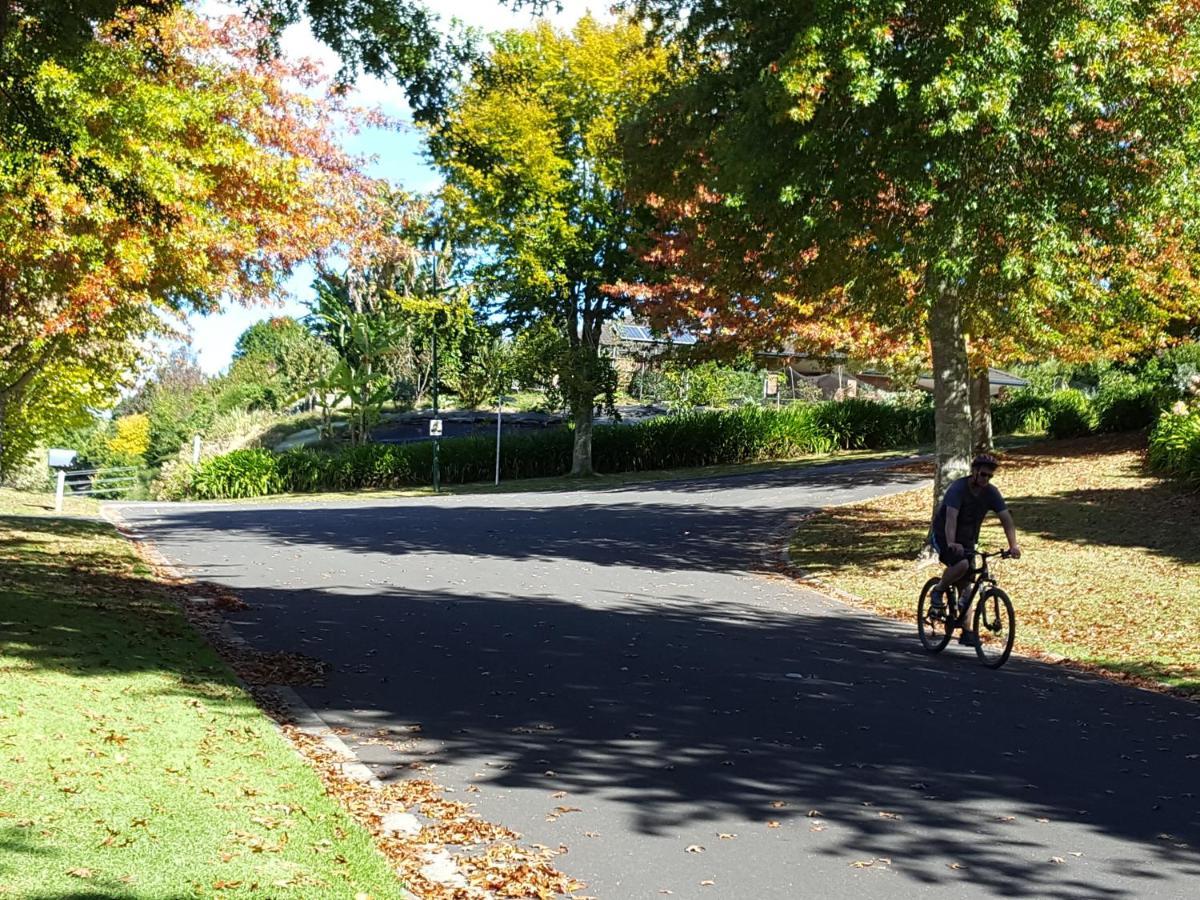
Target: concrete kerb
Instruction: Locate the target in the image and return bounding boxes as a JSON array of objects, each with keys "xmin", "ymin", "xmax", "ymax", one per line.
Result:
[{"xmin": 99, "ymin": 504, "xmax": 441, "ymax": 896}]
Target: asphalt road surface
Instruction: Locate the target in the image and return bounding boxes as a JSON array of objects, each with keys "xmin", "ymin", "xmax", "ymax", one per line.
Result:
[{"xmin": 115, "ymin": 461, "xmax": 1200, "ymax": 899}]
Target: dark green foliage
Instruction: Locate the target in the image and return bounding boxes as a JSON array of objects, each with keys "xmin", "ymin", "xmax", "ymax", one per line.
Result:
[
  {"xmin": 1093, "ymin": 373, "xmax": 1161, "ymax": 433},
  {"xmin": 173, "ymin": 399, "xmax": 937, "ymax": 499},
  {"xmin": 1046, "ymin": 390, "xmax": 1097, "ymax": 439},
  {"xmin": 190, "ymin": 449, "xmax": 281, "ymax": 500},
  {"xmin": 810, "ymin": 398, "xmax": 934, "ymax": 450},
  {"xmin": 1148, "ymin": 409, "xmax": 1200, "ymax": 485},
  {"xmin": 992, "ymin": 392, "xmax": 1052, "ymax": 436}
]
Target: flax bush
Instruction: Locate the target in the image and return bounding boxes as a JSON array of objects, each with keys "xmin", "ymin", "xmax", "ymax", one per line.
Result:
[{"xmin": 1148, "ymin": 406, "xmax": 1200, "ymax": 485}]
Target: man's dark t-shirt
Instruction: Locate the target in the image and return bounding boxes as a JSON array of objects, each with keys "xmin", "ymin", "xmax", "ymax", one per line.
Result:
[{"xmin": 931, "ymin": 477, "xmax": 1007, "ymax": 549}]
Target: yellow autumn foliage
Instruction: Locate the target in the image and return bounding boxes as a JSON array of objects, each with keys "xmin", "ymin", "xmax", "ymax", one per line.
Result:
[{"xmin": 108, "ymin": 414, "xmax": 150, "ymax": 462}]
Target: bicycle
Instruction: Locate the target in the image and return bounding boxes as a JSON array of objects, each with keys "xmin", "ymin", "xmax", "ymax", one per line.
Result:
[{"xmin": 917, "ymin": 549, "xmax": 1016, "ymax": 669}]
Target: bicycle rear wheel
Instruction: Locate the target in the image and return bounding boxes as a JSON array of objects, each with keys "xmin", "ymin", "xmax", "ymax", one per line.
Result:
[
  {"xmin": 973, "ymin": 588, "xmax": 1015, "ymax": 668},
  {"xmin": 917, "ymin": 577, "xmax": 953, "ymax": 653}
]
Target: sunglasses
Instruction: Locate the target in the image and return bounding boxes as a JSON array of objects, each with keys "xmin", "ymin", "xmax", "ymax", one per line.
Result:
[{"xmin": 975, "ymin": 470, "xmax": 995, "ymax": 479}]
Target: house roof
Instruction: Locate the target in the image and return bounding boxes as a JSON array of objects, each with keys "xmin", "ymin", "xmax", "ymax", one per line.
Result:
[
  {"xmin": 610, "ymin": 323, "xmax": 699, "ymax": 345},
  {"xmin": 916, "ymin": 367, "xmax": 1030, "ymax": 388}
]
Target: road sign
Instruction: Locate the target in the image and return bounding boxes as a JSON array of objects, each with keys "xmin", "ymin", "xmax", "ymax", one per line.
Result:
[{"xmin": 429, "ymin": 418, "xmax": 443, "ymax": 437}]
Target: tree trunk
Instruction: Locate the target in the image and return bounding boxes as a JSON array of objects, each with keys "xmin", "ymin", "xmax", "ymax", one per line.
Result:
[
  {"xmin": 970, "ymin": 366, "xmax": 993, "ymax": 455},
  {"xmin": 929, "ymin": 289, "xmax": 972, "ymax": 507},
  {"xmin": 570, "ymin": 400, "xmax": 595, "ymax": 477}
]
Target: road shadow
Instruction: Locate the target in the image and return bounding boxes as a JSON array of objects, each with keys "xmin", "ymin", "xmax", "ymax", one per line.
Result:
[
  {"xmin": 121, "ymin": 467, "xmax": 930, "ymax": 577},
  {"xmin": 12, "ymin": 506, "xmax": 1196, "ymax": 898},
  {"xmin": 212, "ymin": 578, "xmax": 1200, "ymax": 900}
]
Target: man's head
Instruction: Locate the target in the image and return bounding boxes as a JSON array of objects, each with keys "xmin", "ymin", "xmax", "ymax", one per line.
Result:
[{"xmin": 970, "ymin": 453, "xmax": 999, "ymax": 486}]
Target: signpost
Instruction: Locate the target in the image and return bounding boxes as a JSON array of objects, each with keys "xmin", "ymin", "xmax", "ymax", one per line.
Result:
[
  {"xmin": 494, "ymin": 395, "xmax": 515, "ymax": 486},
  {"xmin": 431, "ymin": 322, "xmax": 440, "ymax": 493}
]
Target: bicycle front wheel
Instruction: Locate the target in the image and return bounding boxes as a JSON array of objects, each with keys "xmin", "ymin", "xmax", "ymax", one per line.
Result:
[
  {"xmin": 973, "ymin": 588, "xmax": 1015, "ymax": 668},
  {"xmin": 917, "ymin": 577, "xmax": 952, "ymax": 653}
]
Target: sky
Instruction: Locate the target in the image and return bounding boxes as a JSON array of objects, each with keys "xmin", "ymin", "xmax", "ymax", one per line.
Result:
[{"xmin": 187, "ymin": 1, "xmax": 612, "ymax": 374}]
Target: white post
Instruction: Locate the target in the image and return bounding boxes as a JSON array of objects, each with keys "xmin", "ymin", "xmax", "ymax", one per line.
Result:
[
  {"xmin": 55, "ymin": 470, "xmax": 66, "ymax": 513},
  {"xmin": 191, "ymin": 434, "xmax": 202, "ymax": 465},
  {"xmin": 495, "ymin": 397, "xmax": 503, "ymax": 486}
]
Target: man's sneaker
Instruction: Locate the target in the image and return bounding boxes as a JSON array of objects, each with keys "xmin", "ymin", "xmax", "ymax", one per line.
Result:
[
  {"xmin": 928, "ymin": 586, "xmax": 946, "ymax": 614},
  {"xmin": 958, "ymin": 630, "xmax": 980, "ymax": 647}
]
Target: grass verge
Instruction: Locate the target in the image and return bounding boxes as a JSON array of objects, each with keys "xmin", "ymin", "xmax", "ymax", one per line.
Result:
[
  {"xmin": 0, "ymin": 494, "xmax": 405, "ymax": 897},
  {"xmin": 790, "ymin": 434, "xmax": 1199, "ymax": 696}
]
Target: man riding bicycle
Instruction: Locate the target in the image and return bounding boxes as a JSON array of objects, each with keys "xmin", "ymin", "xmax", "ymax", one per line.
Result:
[{"xmin": 929, "ymin": 453, "xmax": 1021, "ymax": 646}]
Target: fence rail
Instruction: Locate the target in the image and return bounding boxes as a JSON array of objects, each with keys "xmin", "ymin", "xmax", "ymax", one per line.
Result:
[{"xmin": 55, "ymin": 466, "xmax": 140, "ymax": 511}]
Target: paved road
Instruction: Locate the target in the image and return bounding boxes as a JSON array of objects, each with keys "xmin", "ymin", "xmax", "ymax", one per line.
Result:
[{"xmin": 116, "ymin": 462, "xmax": 1200, "ymax": 899}]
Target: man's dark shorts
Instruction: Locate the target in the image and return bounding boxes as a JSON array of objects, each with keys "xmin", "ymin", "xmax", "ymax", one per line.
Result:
[{"xmin": 931, "ymin": 532, "xmax": 973, "ymax": 568}]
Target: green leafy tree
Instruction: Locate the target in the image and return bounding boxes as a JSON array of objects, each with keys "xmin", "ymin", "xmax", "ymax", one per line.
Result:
[
  {"xmin": 428, "ymin": 17, "xmax": 671, "ymax": 475},
  {"xmin": 233, "ymin": 317, "xmax": 337, "ymax": 407},
  {"xmin": 451, "ymin": 318, "xmax": 512, "ymax": 409},
  {"xmin": 626, "ymin": 0, "xmax": 1200, "ymax": 499}
]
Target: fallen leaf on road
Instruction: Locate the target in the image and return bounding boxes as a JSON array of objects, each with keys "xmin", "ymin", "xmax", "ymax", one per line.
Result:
[
  {"xmin": 806, "ymin": 810, "xmax": 823, "ymax": 817},
  {"xmin": 770, "ymin": 801, "xmax": 787, "ymax": 809},
  {"xmin": 700, "ymin": 880, "xmax": 715, "ymax": 886},
  {"xmin": 767, "ymin": 821, "xmax": 781, "ymax": 828},
  {"xmin": 1050, "ymin": 856, "xmax": 1065, "ymax": 864},
  {"xmin": 717, "ymin": 833, "xmax": 737, "ymax": 840},
  {"xmin": 948, "ymin": 863, "xmax": 966, "ymax": 870},
  {"xmin": 685, "ymin": 845, "xmax": 705, "ymax": 853},
  {"xmin": 878, "ymin": 811, "xmax": 901, "ymax": 820}
]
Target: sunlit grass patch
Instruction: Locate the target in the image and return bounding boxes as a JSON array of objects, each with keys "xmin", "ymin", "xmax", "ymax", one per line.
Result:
[
  {"xmin": 791, "ymin": 434, "xmax": 1199, "ymax": 695},
  {"xmin": 0, "ymin": 500, "xmax": 404, "ymax": 897}
]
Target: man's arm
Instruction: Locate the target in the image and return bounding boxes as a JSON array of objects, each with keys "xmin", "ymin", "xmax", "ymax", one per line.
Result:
[
  {"xmin": 945, "ymin": 506, "xmax": 962, "ymax": 552},
  {"xmin": 998, "ymin": 509, "xmax": 1021, "ymax": 558}
]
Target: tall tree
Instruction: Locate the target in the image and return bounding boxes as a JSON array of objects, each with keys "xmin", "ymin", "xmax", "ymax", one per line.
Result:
[
  {"xmin": 427, "ymin": 17, "xmax": 671, "ymax": 475},
  {"xmin": 0, "ymin": 7, "xmax": 387, "ymax": 470},
  {"xmin": 625, "ymin": 0, "xmax": 1200, "ymax": 500}
]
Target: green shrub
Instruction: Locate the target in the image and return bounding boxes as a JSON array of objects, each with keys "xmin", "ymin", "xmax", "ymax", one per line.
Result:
[
  {"xmin": 992, "ymin": 391, "xmax": 1051, "ymax": 435},
  {"xmin": 1148, "ymin": 406, "xmax": 1200, "ymax": 484},
  {"xmin": 191, "ymin": 449, "xmax": 281, "ymax": 500},
  {"xmin": 1093, "ymin": 372, "xmax": 1161, "ymax": 433},
  {"xmin": 0, "ymin": 449, "xmax": 54, "ymax": 492},
  {"xmin": 1046, "ymin": 389, "xmax": 1096, "ymax": 439},
  {"xmin": 171, "ymin": 399, "xmax": 939, "ymax": 500},
  {"xmin": 811, "ymin": 397, "xmax": 934, "ymax": 449}
]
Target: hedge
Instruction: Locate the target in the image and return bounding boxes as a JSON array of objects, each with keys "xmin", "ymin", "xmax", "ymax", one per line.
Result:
[{"xmin": 171, "ymin": 399, "xmax": 933, "ymax": 500}]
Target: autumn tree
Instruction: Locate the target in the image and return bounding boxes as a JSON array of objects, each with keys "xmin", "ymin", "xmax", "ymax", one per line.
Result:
[
  {"xmin": 625, "ymin": 0, "xmax": 1200, "ymax": 499},
  {"xmin": 427, "ymin": 17, "xmax": 671, "ymax": 475},
  {"xmin": 0, "ymin": 8, "xmax": 388, "ymax": 471}
]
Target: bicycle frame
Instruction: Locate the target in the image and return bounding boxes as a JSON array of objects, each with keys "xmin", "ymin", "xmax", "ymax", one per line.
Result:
[{"xmin": 952, "ymin": 550, "xmax": 1008, "ymax": 623}]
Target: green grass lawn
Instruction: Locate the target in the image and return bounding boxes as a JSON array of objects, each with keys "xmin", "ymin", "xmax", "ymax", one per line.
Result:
[
  {"xmin": 790, "ymin": 434, "xmax": 1200, "ymax": 695},
  {"xmin": 0, "ymin": 493, "xmax": 405, "ymax": 897}
]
